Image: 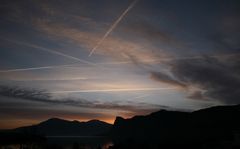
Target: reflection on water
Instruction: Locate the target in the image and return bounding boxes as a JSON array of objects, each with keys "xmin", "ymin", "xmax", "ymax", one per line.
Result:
[
  {"xmin": 47, "ymin": 136, "xmax": 113, "ymax": 149},
  {"xmin": 0, "ymin": 136, "xmax": 113, "ymax": 149}
]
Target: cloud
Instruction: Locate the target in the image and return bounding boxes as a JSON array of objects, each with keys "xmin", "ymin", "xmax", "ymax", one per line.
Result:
[
  {"xmin": 34, "ymin": 20, "xmax": 162, "ymax": 62},
  {"xmin": 117, "ymin": 18, "xmax": 186, "ymax": 50},
  {"xmin": 0, "ymin": 85, "xmax": 51, "ymax": 102},
  {"xmin": 0, "ymin": 85, "xmax": 168, "ymax": 113},
  {"xmin": 151, "ymin": 55, "xmax": 240, "ymax": 104},
  {"xmin": 150, "ymin": 71, "xmax": 186, "ymax": 88},
  {"xmin": 1, "ymin": 0, "xmax": 173, "ymax": 71}
]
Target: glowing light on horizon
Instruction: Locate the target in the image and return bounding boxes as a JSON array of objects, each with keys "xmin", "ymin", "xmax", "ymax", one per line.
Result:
[{"xmin": 47, "ymin": 87, "xmax": 177, "ymax": 94}]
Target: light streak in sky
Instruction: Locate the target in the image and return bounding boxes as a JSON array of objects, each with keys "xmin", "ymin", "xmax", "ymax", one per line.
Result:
[
  {"xmin": 48, "ymin": 87, "xmax": 177, "ymax": 94},
  {"xmin": 0, "ymin": 53, "xmax": 239, "ymax": 73},
  {"xmin": 2, "ymin": 38, "xmax": 95, "ymax": 65},
  {"xmin": 88, "ymin": 0, "xmax": 139, "ymax": 57},
  {"xmin": 10, "ymin": 77, "xmax": 88, "ymax": 81},
  {"xmin": 130, "ymin": 94, "xmax": 150, "ymax": 100},
  {"xmin": 0, "ymin": 64, "xmax": 76, "ymax": 72},
  {"xmin": 29, "ymin": 44, "xmax": 95, "ymax": 65}
]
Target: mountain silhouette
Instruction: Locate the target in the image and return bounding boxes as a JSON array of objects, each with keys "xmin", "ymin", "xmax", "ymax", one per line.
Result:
[
  {"xmin": 2, "ymin": 104, "xmax": 240, "ymax": 148},
  {"xmin": 14, "ymin": 118, "xmax": 112, "ymax": 136},
  {"xmin": 110, "ymin": 104, "xmax": 240, "ymax": 146}
]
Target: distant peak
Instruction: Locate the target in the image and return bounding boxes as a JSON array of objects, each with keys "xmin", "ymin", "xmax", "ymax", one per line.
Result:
[
  {"xmin": 114, "ymin": 116, "xmax": 125, "ymax": 125},
  {"xmin": 48, "ymin": 117, "xmax": 62, "ymax": 121},
  {"xmin": 72, "ymin": 120, "xmax": 80, "ymax": 123},
  {"xmin": 39, "ymin": 118, "xmax": 69, "ymax": 125},
  {"xmin": 116, "ymin": 116, "xmax": 124, "ymax": 120},
  {"xmin": 86, "ymin": 119, "xmax": 111, "ymax": 125},
  {"xmin": 87, "ymin": 119, "xmax": 100, "ymax": 123},
  {"xmin": 46, "ymin": 118, "xmax": 65, "ymax": 122}
]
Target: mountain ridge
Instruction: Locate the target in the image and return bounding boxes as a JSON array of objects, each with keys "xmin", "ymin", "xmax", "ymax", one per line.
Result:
[
  {"xmin": 13, "ymin": 118, "xmax": 112, "ymax": 136},
  {"xmin": 6, "ymin": 104, "xmax": 240, "ymax": 142},
  {"xmin": 110, "ymin": 104, "xmax": 240, "ymax": 145}
]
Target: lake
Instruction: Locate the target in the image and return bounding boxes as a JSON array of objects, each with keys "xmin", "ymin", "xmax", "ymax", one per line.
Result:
[
  {"xmin": 0, "ymin": 136, "xmax": 113, "ymax": 149},
  {"xmin": 46, "ymin": 136, "xmax": 113, "ymax": 149}
]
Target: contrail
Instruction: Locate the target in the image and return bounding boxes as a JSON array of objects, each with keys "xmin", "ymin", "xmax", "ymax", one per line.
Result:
[
  {"xmin": 130, "ymin": 94, "xmax": 150, "ymax": 100},
  {"xmin": 3, "ymin": 38, "xmax": 95, "ymax": 65},
  {"xmin": 48, "ymin": 87, "xmax": 177, "ymax": 94},
  {"xmin": 10, "ymin": 77, "xmax": 88, "ymax": 81},
  {"xmin": 0, "ymin": 64, "xmax": 76, "ymax": 73},
  {"xmin": 30, "ymin": 44, "xmax": 95, "ymax": 65},
  {"xmin": 1, "ymin": 53, "xmax": 239, "ymax": 73},
  {"xmin": 88, "ymin": 0, "xmax": 139, "ymax": 57},
  {"xmin": 96, "ymin": 53, "xmax": 240, "ymax": 65}
]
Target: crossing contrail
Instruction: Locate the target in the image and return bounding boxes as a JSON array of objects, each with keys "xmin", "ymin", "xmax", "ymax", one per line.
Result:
[
  {"xmin": 9, "ymin": 77, "xmax": 88, "ymax": 81},
  {"xmin": 29, "ymin": 44, "xmax": 95, "ymax": 65},
  {"xmin": 88, "ymin": 0, "xmax": 139, "ymax": 57},
  {"xmin": 3, "ymin": 38, "xmax": 95, "ymax": 65},
  {"xmin": 0, "ymin": 62, "xmax": 105, "ymax": 73},
  {"xmin": 47, "ymin": 87, "xmax": 177, "ymax": 94},
  {"xmin": 0, "ymin": 64, "xmax": 77, "ymax": 73}
]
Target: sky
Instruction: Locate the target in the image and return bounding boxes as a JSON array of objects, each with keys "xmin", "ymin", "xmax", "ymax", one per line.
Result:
[{"xmin": 0, "ymin": 0, "xmax": 240, "ymax": 129}]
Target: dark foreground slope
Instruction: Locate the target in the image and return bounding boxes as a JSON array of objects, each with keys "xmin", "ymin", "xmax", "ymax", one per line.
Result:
[
  {"xmin": 110, "ymin": 104, "xmax": 240, "ymax": 148},
  {"xmin": 14, "ymin": 118, "xmax": 112, "ymax": 136}
]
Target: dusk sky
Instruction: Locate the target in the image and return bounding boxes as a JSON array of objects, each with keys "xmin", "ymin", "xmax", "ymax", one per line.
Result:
[{"xmin": 0, "ymin": 0, "xmax": 240, "ymax": 129}]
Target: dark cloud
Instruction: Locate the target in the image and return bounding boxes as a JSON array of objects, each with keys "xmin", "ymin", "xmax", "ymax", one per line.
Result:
[
  {"xmin": 0, "ymin": 85, "xmax": 167, "ymax": 113},
  {"xmin": 0, "ymin": 85, "xmax": 49, "ymax": 100},
  {"xmin": 186, "ymin": 90, "xmax": 208, "ymax": 101},
  {"xmin": 150, "ymin": 71, "xmax": 186, "ymax": 88},
  {"xmin": 151, "ymin": 55, "xmax": 240, "ymax": 104},
  {"xmin": 0, "ymin": 85, "xmax": 84, "ymax": 106}
]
